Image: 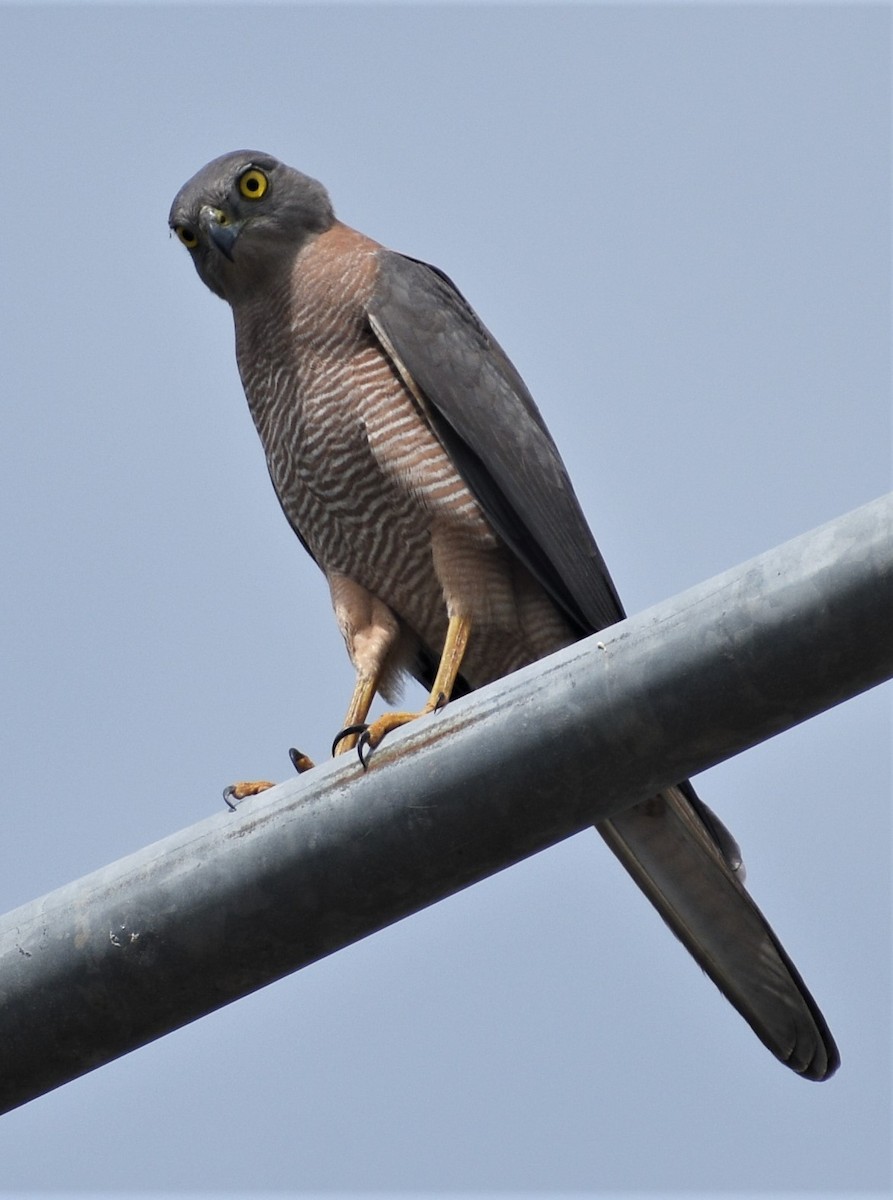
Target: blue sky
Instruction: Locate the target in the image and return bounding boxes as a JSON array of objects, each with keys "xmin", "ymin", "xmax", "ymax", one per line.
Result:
[{"xmin": 0, "ymin": 4, "xmax": 889, "ymax": 1196}]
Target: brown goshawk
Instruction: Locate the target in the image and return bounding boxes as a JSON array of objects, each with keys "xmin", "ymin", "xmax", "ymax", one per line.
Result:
[{"xmin": 170, "ymin": 151, "xmax": 838, "ymax": 1079}]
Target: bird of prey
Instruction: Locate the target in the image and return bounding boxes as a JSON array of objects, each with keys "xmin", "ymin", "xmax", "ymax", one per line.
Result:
[{"xmin": 170, "ymin": 150, "xmax": 838, "ymax": 1079}]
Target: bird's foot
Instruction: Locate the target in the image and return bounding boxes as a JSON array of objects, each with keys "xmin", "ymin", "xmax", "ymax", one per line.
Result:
[
  {"xmin": 335, "ymin": 694, "xmax": 446, "ymax": 769},
  {"xmin": 222, "ymin": 779, "xmax": 276, "ymax": 810},
  {"xmin": 222, "ymin": 749, "xmax": 316, "ymax": 810}
]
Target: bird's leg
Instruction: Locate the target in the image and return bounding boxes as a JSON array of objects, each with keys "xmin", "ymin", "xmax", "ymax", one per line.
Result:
[
  {"xmin": 358, "ymin": 612, "xmax": 472, "ymax": 759},
  {"xmin": 328, "ymin": 573, "xmax": 401, "ymax": 756},
  {"xmin": 425, "ymin": 610, "xmax": 472, "ymax": 711},
  {"xmin": 223, "ymin": 569, "xmax": 398, "ymax": 800},
  {"xmin": 331, "ymin": 669, "xmax": 380, "ymax": 755}
]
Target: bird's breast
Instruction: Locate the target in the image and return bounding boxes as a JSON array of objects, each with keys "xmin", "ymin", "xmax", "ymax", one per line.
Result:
[
  {"xmin": 235, "ymin": 295, "xmax": 485, "ymax": 642},
  {"xmin": 233, "ymin": 228, "xmax": 575, "ymax": 683}
]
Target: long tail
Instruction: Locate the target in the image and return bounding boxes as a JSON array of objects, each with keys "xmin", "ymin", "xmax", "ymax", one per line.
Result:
[{"xmin": 597, "ymin": 783, "xmax": 839, "ymax": 1080}]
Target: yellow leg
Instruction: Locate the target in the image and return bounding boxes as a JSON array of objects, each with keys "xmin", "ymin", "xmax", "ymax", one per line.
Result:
[
  {"xmin": 224, "ymin": 612, "xmax": 470, "ymax": 793},
  {"xmin": 332, "ymin": 670, "xmax": 381, "ymax": 755},
  {"xmin": 359, "ymin": 613, "xmax": 472, "ymax": 755}
]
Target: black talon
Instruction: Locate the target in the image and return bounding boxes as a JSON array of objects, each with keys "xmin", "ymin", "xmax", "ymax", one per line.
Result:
[
  {"xmin": 288, "ymin": 747, "xmax": 314, "ymax": 774},
  {"xmin": 222, "ymin": 786, "xmax": 237, "ymax": 812},
  {"xmin": 332, "ymin": 723, "xmax": 368, "ymax": 758},
  {"xmin": 356, "ymin": 730, "xmax": 374, "ymax": 771}
]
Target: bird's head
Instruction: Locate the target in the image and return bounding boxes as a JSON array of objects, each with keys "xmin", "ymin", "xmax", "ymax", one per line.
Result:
[{"xmin": 169, "ymin": 151, "xmax": 335, "ymax": 303}]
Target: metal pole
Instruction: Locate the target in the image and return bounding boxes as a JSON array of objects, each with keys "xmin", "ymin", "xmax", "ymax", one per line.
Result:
[{"xmin": 0, "ymin": 493, "xmax": 890, "ymax": 1114}]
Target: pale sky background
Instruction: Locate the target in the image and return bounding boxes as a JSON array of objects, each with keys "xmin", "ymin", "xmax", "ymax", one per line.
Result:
[{"xmin": 0, "ymin": 3, "xmax": 890, "ymax": 1197}]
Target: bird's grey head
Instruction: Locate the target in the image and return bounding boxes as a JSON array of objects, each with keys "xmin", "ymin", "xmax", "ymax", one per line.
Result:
[{"xmin": 169, "ymin": 151, "xmax": 335, "ymax": 304}]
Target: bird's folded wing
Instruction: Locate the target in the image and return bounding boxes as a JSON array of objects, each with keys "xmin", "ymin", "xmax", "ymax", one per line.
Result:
[{"xmin": 369, "ymin": 250, "xmax": 625, "ymax": 634}]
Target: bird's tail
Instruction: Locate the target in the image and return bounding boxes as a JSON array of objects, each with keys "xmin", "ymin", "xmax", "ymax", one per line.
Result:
[{"xmin": 597, "ymin": 783, "xmax": 839, "ymax": 1080}]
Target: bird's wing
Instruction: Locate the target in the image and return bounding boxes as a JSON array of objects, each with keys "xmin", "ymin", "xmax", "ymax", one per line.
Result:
[
  {"xmin": 368, "ymin": 251, "xmax": 625, "ymax": 635},
  {"xmin": 368, "ymin": 250, "xmax": 839, "ymax": 1079}
]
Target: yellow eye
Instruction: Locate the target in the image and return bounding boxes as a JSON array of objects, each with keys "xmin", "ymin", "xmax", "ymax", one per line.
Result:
[
  {"xmin": 175, "ymin": 226, "xmax": 198, "ymax": 249},
  {"xmin": 238, "ymin": 168, "xmax": 269, "ymax": 200}
]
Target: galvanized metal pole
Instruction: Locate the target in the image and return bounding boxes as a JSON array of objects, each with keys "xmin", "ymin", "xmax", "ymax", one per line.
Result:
[{"xmin": 0, "ymin": 493, "xmax": 890, "ymax": 1114}]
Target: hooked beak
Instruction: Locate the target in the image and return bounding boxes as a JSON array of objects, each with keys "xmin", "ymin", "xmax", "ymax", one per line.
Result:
[{"xmin": 199, "ymin": 205, "xmax": 242, "ymax": 261}]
